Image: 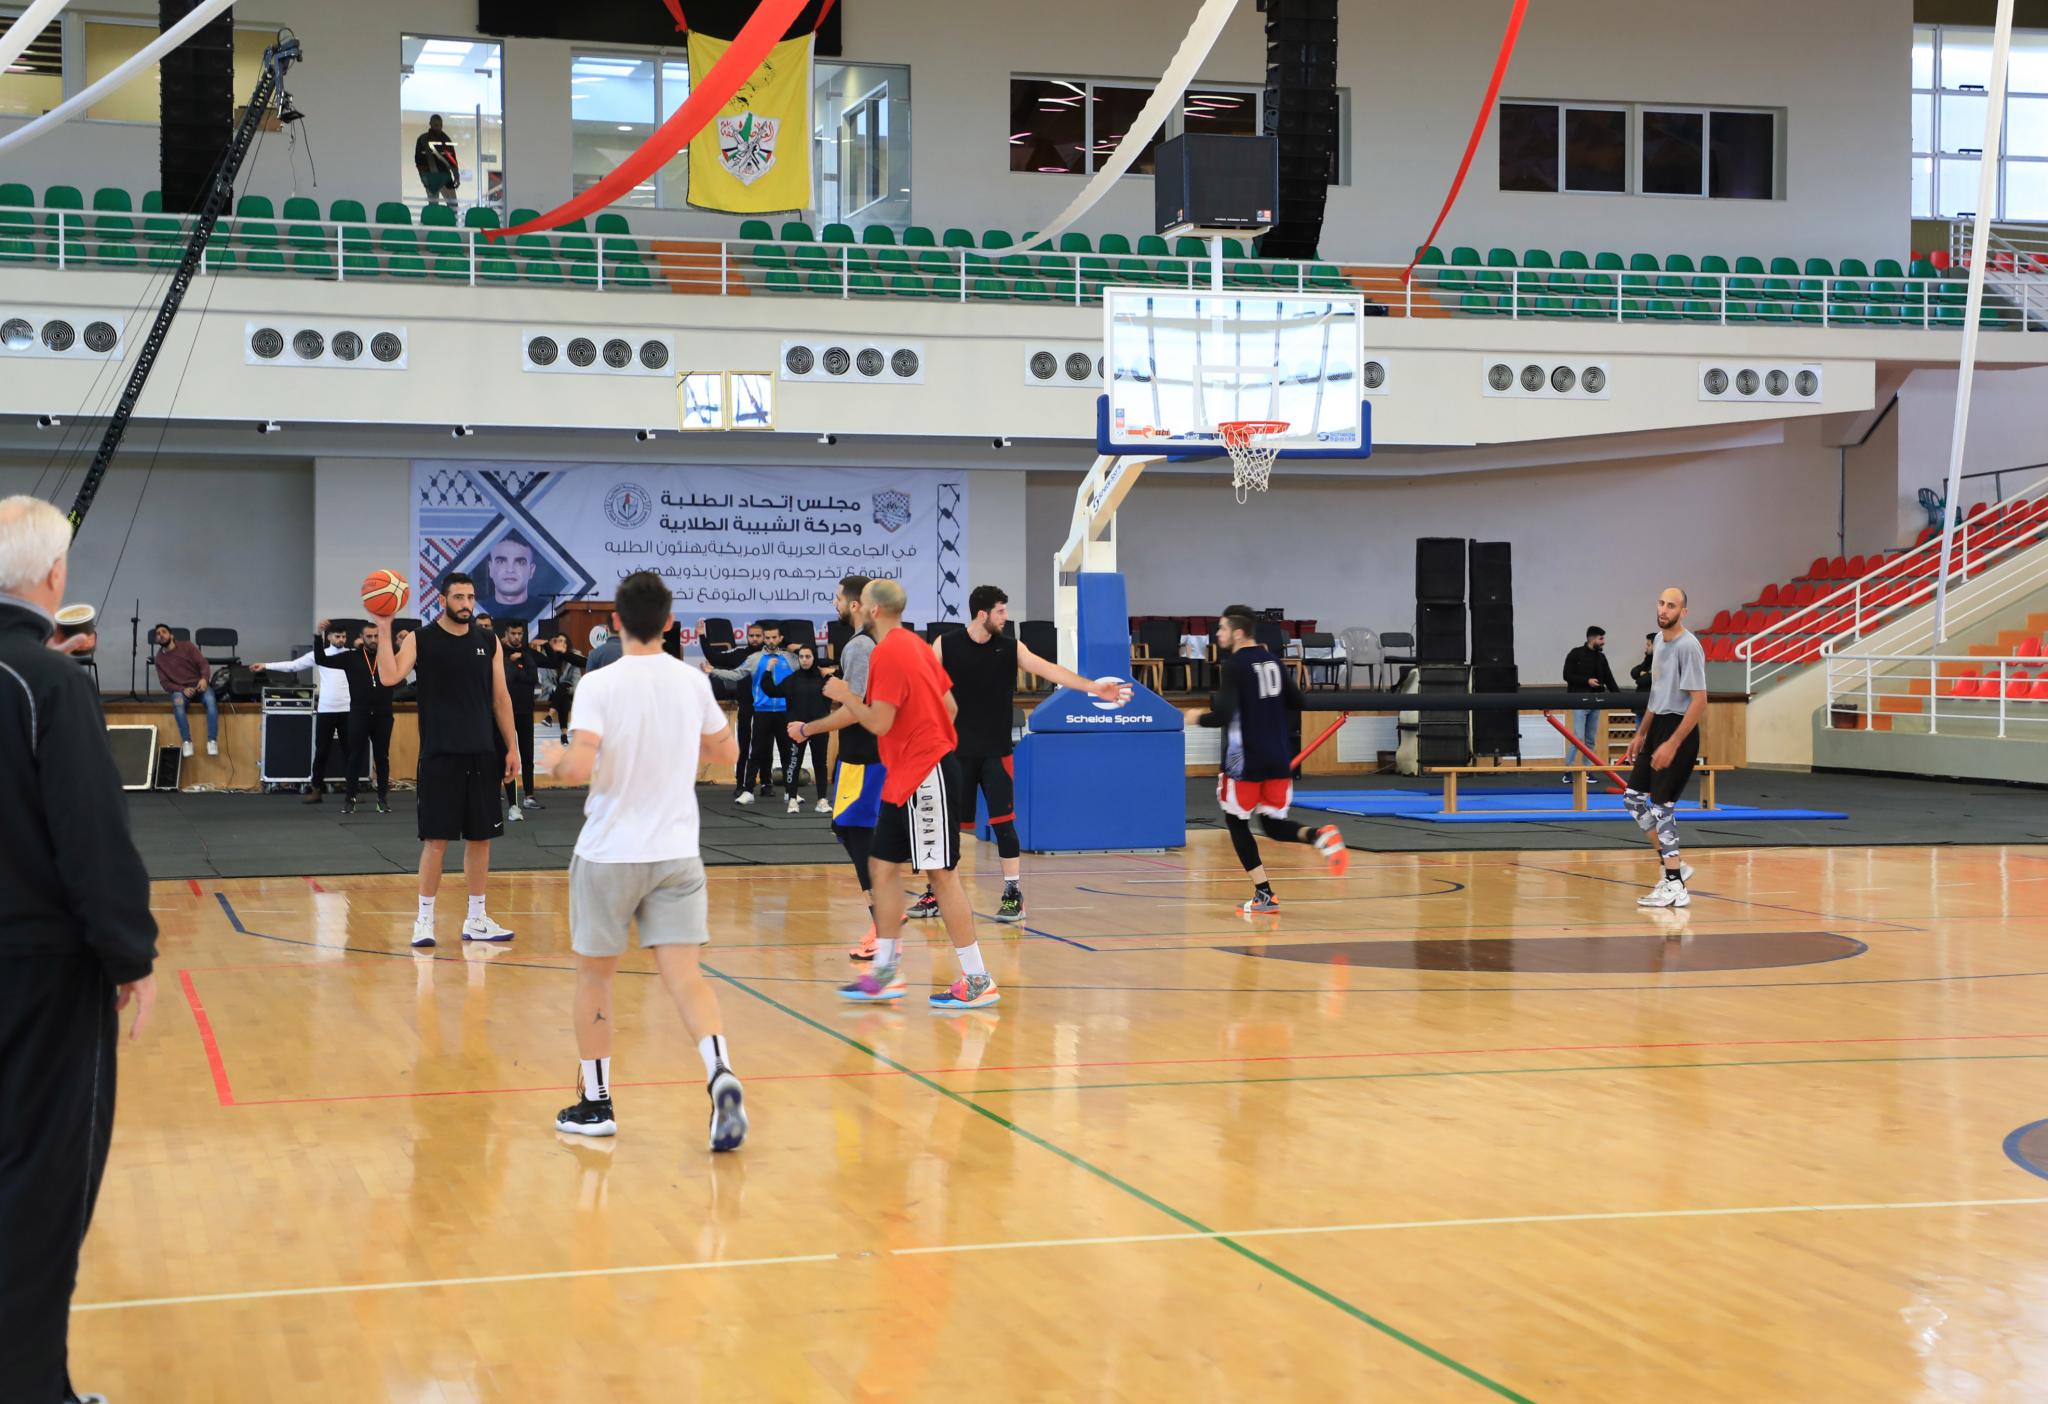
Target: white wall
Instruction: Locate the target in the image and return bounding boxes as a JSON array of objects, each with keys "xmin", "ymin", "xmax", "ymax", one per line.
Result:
[
  {"xmin": 313, "ymin": 456, "xmax": 411, "ymax": 615},
  {"xmin": 1897, "ymin": 367, "xmax": 2048, "ymax": 526},
  {"xmin": 1024, "ymin": 421, "xmax": 1846, "ymax": 666},
  {"xmin": 0, "ymin": 452, "xmax": 313, "ymax": 670},
  {"xmin": 0, "ymin": 0, "xmax": 1912, "ymax": 263}
]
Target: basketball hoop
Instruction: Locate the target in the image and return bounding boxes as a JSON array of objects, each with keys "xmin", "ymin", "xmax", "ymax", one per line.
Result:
[{"xmin": 1217, "ymin": 420, "xmax": 1289, "ymax": 503}]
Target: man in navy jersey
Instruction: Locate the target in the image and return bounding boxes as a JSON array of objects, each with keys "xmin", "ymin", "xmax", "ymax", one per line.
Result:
[{"xmin": 1199, "ymin": 606, "xmax": 1348, "ymax": 913}]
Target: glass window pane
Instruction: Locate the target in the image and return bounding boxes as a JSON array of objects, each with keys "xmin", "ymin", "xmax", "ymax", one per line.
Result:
[
  {"xmin": 1708, "ymin": 111, "xmax": 1774, "ymax": 199},
  {"xmin": 2005, "ymin": 161, "xmax": 2048, "ymax": 219},
  {"xmin": 2012, "ymin": 32, "xmax": 2048, "ymax": 92},
  {"xmin": 571, "ymin": 55, "xmax": 656, "ymax": 207},
  {"xmin": 1010, "ymin": 78, "xmax": 1084, "ymax": 174},
  {"xmin": 1913, "ymin": 26, "xmax": 1936, "ymax": 89},
  {"xmin": 1563, "ymin": 108, "xmax": 1626, "ymax": 192},
  {"xmin": 1642, "ymin": 109, "xmax": 1704, "ymax": 196},
  {"xmin": 1938, "ymin": 154, "xmax": 1983, "ymax": 216},
  {"xmin": 1184, "ymin": 89, "xmax": 1257, "ymax": 136},
  {"xmin": 1914, "ymin": 93, "xmax": 1933, "ymax": 154},
  {"xmin": 84, "ymin": 22, "xmax": 157, "ymax": 123},
  {"xmin": 1942, "ymin": 29, "xmax": 1993, "ymax": 90},
  {"xmin": 401, "ymin": 37, "xmax": 506, "ymax": 212},
  {"xmin": 2009, "ymin": 95, "xmax": 2048, "ymax": 157},
  {"xmin": 657, "ymin": 60, "xmax": 690, "ymax": 208},
  {"xmin": 1497, "ymin": 102, "xmax": 1559, "ymax": 192},
  {"xmin": 1913, "ymin": 155, "xmax": 1934, "ymax": 218},
  {"xmin": 1941, "ymin": 92, "xmax": 1988, "ymax": 152},
  {"xmin": 1092, "ymin": 85, "xmax": 1160, "ymax": 175},
  {"xmin": 0, "ymin": 9, "xmax": 64, "ymax": 118}
]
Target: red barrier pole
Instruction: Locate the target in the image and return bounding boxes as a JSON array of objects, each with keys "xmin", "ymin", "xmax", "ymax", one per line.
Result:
[
  {"xmin": 1543, "ymin": 710, "xmax": 1626, "ymax": 792},
  {"xmin": 1293, "ymin": 712, "xmax": 1350, "ymax": 770}
]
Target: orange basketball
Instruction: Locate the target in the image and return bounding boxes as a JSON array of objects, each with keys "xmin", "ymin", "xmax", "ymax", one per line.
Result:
[{"xmin": 361, "ymin": 569, "xmax": 409, "ymax": 617}]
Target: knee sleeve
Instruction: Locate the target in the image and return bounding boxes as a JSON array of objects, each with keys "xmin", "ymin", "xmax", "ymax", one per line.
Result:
[
  {"xmin": 1225, "ymin": 815, "xmax": 1263, "ymax": 871},
  {"xmin": 1649, "ymin": 803, "xmax": 1681, "ymax": 862},
  {"xmin": 991, "ymin": 818, "xmax": 1021, "ymax": 861},
  {"xmin": 1622, "ymin": 788, "xmax": 1654, "ymax": 831}
]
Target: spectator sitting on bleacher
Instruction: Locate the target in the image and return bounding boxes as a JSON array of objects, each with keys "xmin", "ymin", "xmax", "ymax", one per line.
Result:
[
  {"xmin": 415, "ymin": 115, "xmax": 460, "ymax": 207},
  {"xmin": 151, "ymin": 623, "xmax": 216, "ymax": 759}
]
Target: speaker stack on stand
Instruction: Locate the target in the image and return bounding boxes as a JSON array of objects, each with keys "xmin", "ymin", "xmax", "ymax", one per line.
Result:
[
  {"xmin": 1257, "ymin": 0, "xmax": 1339, "ymax": 261},
  {"xmin": 1467, "ymin": 541, "xmax": 1519, "ymax": 758},
  {"xmin": 1404, "ymin": 537, "xmax": 1471, "ymax": 768}
]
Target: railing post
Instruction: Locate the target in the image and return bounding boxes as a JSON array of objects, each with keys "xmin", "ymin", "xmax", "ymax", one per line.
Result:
[
  {"xmin": 958, "ymin": 249, "xmax": 967, "ymax": 303},
  {"xmin": 336, "ymin": 223, "xmax": 346, "ymax": 283},
  {"xmin": 2000, "ymin": 660, "xmax": 2009, "ymax": 738},
  {"xmin": 1405, "ymin": 268, "xmax": 1414, "ymax": 319},
  {"xmin": 596, "ymin": 237, "xmax": 606, "ymax": 291},
  {"xmin": 1510, "ymin": 268, "xmax": 1520, "ymax": 320},
  {"xmin": 1863, "ymin": 655, "xmax": 1872, "ymax": 726},
  {"xmin": 719, "ymin": 241, "xmax": 729, "ymax": 295},
  {"xmin": 1719, "ymin": 271, "xmax": 1728, "ymax": 325},
  {"xmin": 56, "ymin": 212, "xmax": 66, "ymax": 271},
  {"xmin": 841, "ymin": 244, "xmax": 849, "ymax": 299},
  {"xmin": 1931, "ymin": 657, "xmax": 1942, "ymax": 735},
  {"xmin": 467, "ymin": 229, "xmax": 478, "ymax": 288}
]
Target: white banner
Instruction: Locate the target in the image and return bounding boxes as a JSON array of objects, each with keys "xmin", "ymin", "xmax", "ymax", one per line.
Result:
[{"xmin": 411, "ymin": 461, "xmax": 968, "ymax": 640}]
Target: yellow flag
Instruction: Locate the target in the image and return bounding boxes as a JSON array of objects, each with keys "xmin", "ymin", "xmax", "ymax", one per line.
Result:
[{"xmin": 686, "ymin": 30, "xmax": 812, "ymax": 214}]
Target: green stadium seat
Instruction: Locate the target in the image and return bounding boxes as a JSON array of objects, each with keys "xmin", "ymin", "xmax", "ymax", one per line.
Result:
[
  {"xmin": 764, "ymin": 268, "xmax": 800, "ymax": 294},
  {"xmin": 294, "ymin": 249, "xmax": 337, "ymax": 278},
  {"xmin": 1036, "ymin": 252, "xmax": 1075, "ymax": 293},
  {"xmin": 503, "ymin": 208, "xmax": 538, "ymax": 229},
  {"xmin": 1012, "ymin": 277, "xmax": 1052, "ymax": 303},
  {"xmin": 1098, "ymin": 233, "xmax": 1133, "ymax": 256},
  {"xmin": 903, "ymin": 225, "xmax": 936, "ymax": 247},
  {"xmin": 44, "ymin": 185, "xmax": 83, "ymax": 220},
  {"xmin": 1114, "ymin": 256, "xmax": 1150, "ymax": 285},
  {"xmin": 477, "ymin": 249, "xmax": 518, "ymax": 284},
  {"xmin": 557, "ymin": 218, "xmax": 589, "ymax": 235},
  {"xmin": 779, "ymin": 220, "xmax": 814, "ymax": 242},
  {"xmin": 916, "ymin": 250, "xmax": 962, "ymax": 298},
  {"xmin": 1415, "ymin": 245, "xmax": 1446, "ymax": 267},
  {"xmin": 1059, "ymin": 233, "xmax": 1091, "ymax": 254},
  {"xmin": 1078, "ymin": 254, "xmax": 1111, "ymax": 293},
  {"xmin": 518, "ymin": 255, "xmax": 560, "ymax": 285},
  {"xmin": 91, "ymin": 188, "xmax": 132, "ymax": 216},
  {"xmin": 0, "ymin": 207, "xmax": 34, "ymax": 265},
  {"xmin": 1870, "ymin": 258, "xmax": 1906, "ymax": 305},
  {"xmin": 942, "ymin": 227, "xmax": 976, "ymax": 249},
  {"xmin": 420, "ymin": 204, "xmax": 456, "ymax": 228},
  {"xmin": 872, "ymin": 247, "xmax": 913, "ymax": 280},
  {"xmin": 980, "ymin": 229, "xmax": 1014, "ymax": 250},
  {"xmin": 559, "ymin": 235, "xmax": 599, "ymax": 286},
  {"xmin": 791, "ymin": 239, "xmax": 831, "ymax": 276},
  {"xmin": 806, "ymin": 270, "xmax": 839, "ymax": 294},
  {"xmin": 0, "ymin": 183, "xmax": 31, "ymax": 208},
  {"xmin": 235, "ymin": 201, "xmax": 279, "ymax": 251},
  {"xmin": 375, "ymin": 201, "xmax": 412, "ymax": 226},
  {"xmin": 739, "ymin": 219, "xmax": 772, "ymax": 242},
  {"xmin": 596, "ymin": 215, "xmax": 636, "ymax": 261},
  {"xmin": 861, "ymin": 225, "xmax": 895, "ymax": 245},
  {"xmin": 848, "ymin": 271, "xmax": 884, "ymax": 297},
  {"xmin": 1681, "ymin": 298, "xmax": 1717, "ymax": 322},
  {"xmin": 201, "ymin": 245, "xmax": 236, "ymax": 274},
  {"xmin": 971, "ymin": 276, "xmax": 1009, "ymax": 300},
  {"xmin": 1571, "ymin": 296, "xmax": 1610, "ymax": 319},
  {"xmin": 1308, "ymin": 263, "xmax": 1350, "ymax": 293},
  {"xmin": 751, "ymin": 242, "xmax": 788, "ymax": 274},
  {"xmin": 95, "ymin": 241, "xmax": 142, "ymax": 269},
  {"xmin": 821, "ymin": 222, "xmax": 856, "ymax": 244},
  {"xmin": 1460, "ymin": 292, "xmax": 1499, "ymax": 316},
  {"xmin": 140, "ymin": 190, "xmax": 162, "ymax": 213},
  {"xmin": 889, "ymin": 273, "xmax": 927, "ymax": 297},
  {"xmin": 593, "ymin": 211, "xmax": 631, "ymax": 236},
  {"xmin": 996, "ymin": 252, "xmax": 1032, "ymax": 283},
  {"xmin": 611, "ymin": 258, "xmax": 654, "ymax": 290},
  {"xmin": 1664, "ymin": 253, "xmax": 1695, "ymax": 274},
  {"xmin": 1522, "ymin": 248, "xmax": 1555, "ymax": 271},
  {"xmin": 243, "ymin": 246, "xmax": 287, "ymax": 275},
  {"xmin": 43, "ymin": 186, "xmax": 85, "ymax": 261}
]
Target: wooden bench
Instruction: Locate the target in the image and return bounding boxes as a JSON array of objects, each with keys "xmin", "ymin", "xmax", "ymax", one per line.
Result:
[{"xmin": 1422, "ymin": 763, "xmax": 1731, "ymax": 814}]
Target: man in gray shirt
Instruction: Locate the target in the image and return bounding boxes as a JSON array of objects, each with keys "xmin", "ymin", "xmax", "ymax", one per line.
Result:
[
  {"xmin": 791, "ymin": 575, "xmax": 886, "ymax": 957},
  {"xmin": 1621, "ymin": 586, "xmax": 1709, "ymax": 909}
]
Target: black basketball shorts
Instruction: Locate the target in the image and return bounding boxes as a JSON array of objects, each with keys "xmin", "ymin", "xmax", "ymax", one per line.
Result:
[{"xmin": 417, "ymin": 752, "xmax": 505, "ymax": 842}]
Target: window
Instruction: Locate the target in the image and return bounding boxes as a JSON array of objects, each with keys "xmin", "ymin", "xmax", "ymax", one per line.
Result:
[
  {"xmin": 1008, "ymin": 76, "xmax": 1339, "ymax": 184},
  {"xmin": 0, "ymin": 8, "xmax": 64, "ymax": 118},
  {"xmin": 813, "ymin": 61, "xmax": 910, "ymax": 227},
  {"xmin": 839, "ymin": 85, "xmax": 886, "ymax": 213},
  {"xmin": 0, "ymin": 13, "xmax": 280, "ymax": 124},
  {"xmin": 1184, "ymin": 88, "xmax": 1257, "ymax": 136},
  {"xmin": 1915, "ymin": 23, "xmax": 2048, "ymax": 220},
  {"xmin": 569, "ymin": 52, "xmax": 688, "ymax": 208},
  {"xmin": 1498, "ymin": 101, "xmax": 1625, "ymax": 193},
  {"xmin": 1501, "ymin": 100, "xmax": 1775, "ymax": 199},
  {"xmin": 400, "ymin": 37, "xmax": 505, "ymax": 212}
]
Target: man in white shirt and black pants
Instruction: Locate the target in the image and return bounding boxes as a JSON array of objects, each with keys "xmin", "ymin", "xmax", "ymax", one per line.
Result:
[
  {"xmin": 254, "ymin": 620, "xmax": 354, "ymax": 804},
  {"xmin": 541, "ymin": 570, "xmax": 747, "ymax": 1152}
]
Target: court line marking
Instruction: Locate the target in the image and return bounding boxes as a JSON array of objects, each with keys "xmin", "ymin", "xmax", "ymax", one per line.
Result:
[
  {"xmin": 176, "ymin": 970, "xmax": 235, "ymax": 1106},
  {"xmin": 73, "ymin": 1195, "xmax": 2048, "ymax": 1315},
  {"xmin": 969, "ymin": 1051, "xmax": 2048, "ymax": 1097},
  {"xmin": 702, "ymin": 965, "xmax": 1538, "ymax": 1404},
  {"xmin": 1516, "ymin": 861, "xmax": 1924, "ymax": 931},
  {"xmin": 2003, "ymin": 1120, "xmax": 2048, "ymax": 1182}
]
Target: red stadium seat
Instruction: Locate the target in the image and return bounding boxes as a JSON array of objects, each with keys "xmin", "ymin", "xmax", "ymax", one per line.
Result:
[
  {"xmin": 2020, "ymin": 637, "xmax": 2043, "ymax": 659},
  {"xmin": 2030, "ymin": 675, "xmax": 2048, "ymax": 702},
  {"xmin": 1710, "ymin": 610, "xmax": 1732, "ymax": 632},
  {"xmin": 1806, "ymin": 556, "xmax": 1829, "ymax": 580},
  {"xmin": 1756, "ymin": 582, "xmax": 1780, "ymax": 606}
]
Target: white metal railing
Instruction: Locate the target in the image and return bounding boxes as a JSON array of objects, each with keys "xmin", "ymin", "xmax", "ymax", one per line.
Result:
[
  {"xmin": 3, "ymin": 201, "xmax": 2041, "ymax": 325},
  {"xmin": 1738, "ymin": 478, "xmax": 2048, "ymax": 690},
  {"xmin": 1826, "ymin": 651, "xmax": 2048, "ymax": 739},
  {"xmin": 1949, "ymin": 219, "xmax": 2048, "ymax": 332}
]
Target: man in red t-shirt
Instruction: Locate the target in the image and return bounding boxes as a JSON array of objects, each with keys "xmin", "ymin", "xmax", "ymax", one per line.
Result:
[{"xmin": 825, "ymin": 579, "xmax": 997, "ymax": 1010}]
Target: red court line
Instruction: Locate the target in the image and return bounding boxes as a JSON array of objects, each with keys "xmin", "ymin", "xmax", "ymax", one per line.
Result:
[
  {"xmin": 215, "ymin": 1030, "xmax": 2048, "ymax": 1108},
  {"xmin": 303, "ymin": 877, "xmax": 327, "ymax": 893},
  {"xmin": 186, "ymin": 878, "xmax": 204, "ymax": 898},
  {"xmin": 177, "ymin": 970, "xmax": 236, "ymax": 1107}
]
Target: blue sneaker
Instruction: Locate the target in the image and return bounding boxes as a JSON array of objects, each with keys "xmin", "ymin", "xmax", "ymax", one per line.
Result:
[
  {"xmin": 838, "ymin": 964, "xmax": 906, "ymax": 1002},
  {"xmin": 929, "ymin": 973, "xmax": 1000, "ymax": 1010}
]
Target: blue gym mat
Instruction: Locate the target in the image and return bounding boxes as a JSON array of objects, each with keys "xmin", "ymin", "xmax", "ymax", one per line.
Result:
[{"xmin": 1293, "ymin": 789, "xmax": 1847, "ymax": 825}]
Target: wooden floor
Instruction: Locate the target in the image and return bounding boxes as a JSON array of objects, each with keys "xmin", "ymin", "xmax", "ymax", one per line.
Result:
[{"xmin": 78, "ymin": 835, "xmax": 2048, "ymax": 1402}]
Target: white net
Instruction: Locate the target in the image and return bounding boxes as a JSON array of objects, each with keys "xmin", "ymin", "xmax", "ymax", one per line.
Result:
[{"xmin": 1220, "ymin": 421, "xmax": 1288, "ymax": 504}]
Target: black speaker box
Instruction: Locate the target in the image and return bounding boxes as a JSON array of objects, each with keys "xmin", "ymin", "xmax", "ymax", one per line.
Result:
[
  {"xmin": 1416, "ymin": 604, "xmax": 1465, "ymax": 663},
  {"xmin": 159, "ymin": 0, "xmax": 237, "ymax": 214},
  {"xmin": 1468, "ymin": 541, "xmax": 1513, "ymax": 605},
  {"xmin": 1417, "ymin": 734, "xmax": 1470, "ymax": 767},
  {"xmin": 1416, "ymin": 663, "xmax": 1470, "ymax": 692},
  {"xmin": 1471, "ymin": 665, "xmax": 1519, "ymax": 694},
  {"xmin": 1416, "ymin": 538, "xmax": 1467, "ymax": 603},
  {"xmin": 1154, "ymin": 133, "xmax": 1280, "ymax": 234},
  {"xmin": 1470, "ymin": 605, "xmax": 1515, "ymax": 667}
]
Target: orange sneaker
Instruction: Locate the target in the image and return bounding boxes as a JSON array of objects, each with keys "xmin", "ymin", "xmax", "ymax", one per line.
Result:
[
  {"xmin": 1312, "ymin": 825, "xmax": 1350, "ymax": 876},
  {"xmin": 849, "ymin": 923, "xmax": 878, "ymax": 960}
]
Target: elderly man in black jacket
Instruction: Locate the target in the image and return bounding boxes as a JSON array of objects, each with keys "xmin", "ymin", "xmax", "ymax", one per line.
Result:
[{"xmin": 0, "ymin": 495, "xmax": 157, "ymax": 1404}]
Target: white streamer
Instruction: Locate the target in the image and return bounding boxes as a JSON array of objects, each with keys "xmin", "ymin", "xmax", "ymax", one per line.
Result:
[
  {"xmin": 0, "ymin": 0, "xmax": 240, "ymax": 158},
  {"xmin": 1012, "ymin": 0, "xmax": 1241, "ymax": 254},
  {"xmin": 0, "ymin": 0, "xmax": 74, "ymax": 85}
]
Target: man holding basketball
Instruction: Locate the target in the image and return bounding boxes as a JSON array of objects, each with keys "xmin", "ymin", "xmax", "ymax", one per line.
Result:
[{"xmin": 377, "ymin": 572, "xmax": 520, "ymax": 947}]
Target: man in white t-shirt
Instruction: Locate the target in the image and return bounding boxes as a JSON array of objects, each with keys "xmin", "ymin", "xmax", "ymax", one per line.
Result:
[{"xmin": 537, "ymin": 571, "xmax": 747, "ymax": 1152}]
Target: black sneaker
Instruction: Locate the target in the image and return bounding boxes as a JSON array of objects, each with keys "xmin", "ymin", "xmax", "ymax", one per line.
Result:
[
  {"xmin": 555, "ymin": 1096, "xmax": 617, "ymax": 1137},
  {"xmin": 342, "ymin": 797, "xmax": 356, "ymax": 816},
  {"xmin": 906, "ymin": 891, "xmax": 940, "ymax": 920},
  {"xmin": 376, "ymin": 797, "xmax": 390, "ymax": 814},
  {"xmin": 708, "ymin": 1068, "xmax": 747, "ymax": 1152},
  {"xmin": 995, "ymin": 888, "xmax": 1025, "ymax": 923}
]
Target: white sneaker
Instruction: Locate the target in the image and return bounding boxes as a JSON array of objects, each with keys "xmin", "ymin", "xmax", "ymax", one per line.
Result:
[
  {"xmin": 506, "ymin": 805, "xmax": 524, "ymax": 822},
  {"xmin": 206, "ymin": 739, "xmax": 218, "ymax": 756},
  {"xmin": 786, "ymin": 795, "xmax": 802, "ymax": 814},
  {"xmin": 181, "ymin": 740, "xmax": 193, "ymax": 758},
  {"xmin": 815, "ymin": 798, "xmax": 832, "ymax": 814},
  {"xmin": 411, "ymin": 917, "xmax": 436, "ymax": 948},
  {"xmin": 462, "ymin": 914, "xmax": 515, "ymax": 942},
  {"xmin": 735, "ymin": 790, "xmax": 755, "ymax": 806},
  {"xmin": 1638, "ymin": 878, "xmax": 1691, "ymax": 909}
]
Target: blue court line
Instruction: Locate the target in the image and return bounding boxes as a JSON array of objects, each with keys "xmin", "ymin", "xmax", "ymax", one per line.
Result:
[{"xmin": 2003, "ymin": 1119, "xmax": 2048, "ymax": 1182}]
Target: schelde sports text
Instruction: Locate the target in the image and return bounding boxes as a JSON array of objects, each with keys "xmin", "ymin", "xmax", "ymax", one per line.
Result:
[{"xmin": 1061, "ymin": 713, "xmax": 1154, "ymax": 725}]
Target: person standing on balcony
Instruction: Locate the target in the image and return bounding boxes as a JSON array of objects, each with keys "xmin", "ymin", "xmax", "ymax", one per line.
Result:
[{"xmin": 416, "ymin": 115, "xmax": 461, "ymax": 207}]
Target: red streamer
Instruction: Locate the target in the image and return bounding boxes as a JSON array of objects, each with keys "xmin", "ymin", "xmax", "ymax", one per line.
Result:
[
  {"xmin": 1400, "ymin": 0, "xmax": 1529, "ymax": 283},
  {"xmin": 488, "ymin": 0, "xmax": 808, "ymax": 240},
  {"xmin": 660, "ymin": 0, "xmax": 688, "ymax": 30}
]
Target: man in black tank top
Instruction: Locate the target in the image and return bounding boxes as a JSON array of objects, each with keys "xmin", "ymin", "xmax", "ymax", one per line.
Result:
[
  {"xmin": 377, "ymin": 571, "xmax": 521, "ymax": 949},
  {"xmin": 908, "ymin": 584, "xmax": 1129, "ymax": 924}
]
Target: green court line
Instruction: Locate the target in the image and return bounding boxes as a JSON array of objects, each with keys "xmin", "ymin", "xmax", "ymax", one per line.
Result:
[
  {"xmin": 965, "ymin": 1051, "xmax": 2048, "ymax": 1097},
  {"xmin": 704, "ymin": 963, "xmax": 1537, "ymax": 1404}
]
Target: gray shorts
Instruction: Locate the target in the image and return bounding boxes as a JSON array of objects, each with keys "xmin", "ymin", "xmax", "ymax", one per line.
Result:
[{"xmin": 569, "ymin": 855, "xmax": 709, "ymax": 958}]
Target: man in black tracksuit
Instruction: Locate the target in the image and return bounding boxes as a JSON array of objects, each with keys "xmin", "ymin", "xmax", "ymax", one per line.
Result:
[
  {"xmin": 315, "ymin": 619, "xmax": 397, "ymax": 814},
  {"xmin": 0, "ymin": 495, "xmax": 158, "ymax": 1404},
  {"xmin": 500, "ymin": 620, "xmax": 542, "ymax": 815}
]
